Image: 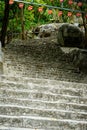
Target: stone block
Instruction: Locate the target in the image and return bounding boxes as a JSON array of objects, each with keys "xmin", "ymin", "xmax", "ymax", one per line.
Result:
[
  {"xmin": 57, "ymin": 23, "xmax": 84, "ymax": 48},
  {"xmin": 71, "ymin": 48, "xmax": 87, "ymax": 72}
]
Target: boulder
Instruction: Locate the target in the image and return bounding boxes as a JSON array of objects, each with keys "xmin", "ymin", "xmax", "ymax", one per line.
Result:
[
  {"xmin": 33, "ymin": 23, "xmax": 64, "ymax": 38},
  {"xmin": 57, "ymin": 23, "xmax": 85, "ymax": 48},
  {"xmin": 71, "ymin": 48, "xmax": 87, "ymax": 72}
]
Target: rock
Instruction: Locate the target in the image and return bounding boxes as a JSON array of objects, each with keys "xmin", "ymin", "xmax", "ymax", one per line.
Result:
[
  {"xmin": 57, "ymin": 23, "xmax": 85, "ymax": 48},
  {"xmin": 33, "ymin": 23, "xmax": 64, "ymax": 38},
  {"xmin": 72, "ymin": 49, "xmax": 87, "ymax": 72}
]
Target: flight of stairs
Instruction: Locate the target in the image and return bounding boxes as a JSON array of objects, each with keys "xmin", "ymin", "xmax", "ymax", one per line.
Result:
[
  {"xmin": 0, "ymin": 41, "xmax": 87, "ymax": 129},
  {"xmin": 0, "ymin": 75, "xmax": 87, "ymax": 130}
]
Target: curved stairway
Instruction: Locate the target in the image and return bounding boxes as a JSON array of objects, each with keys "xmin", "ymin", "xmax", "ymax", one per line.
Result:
[{"xmin": 0, "ymin": 41, "xmax": 87, "ymax": 129}]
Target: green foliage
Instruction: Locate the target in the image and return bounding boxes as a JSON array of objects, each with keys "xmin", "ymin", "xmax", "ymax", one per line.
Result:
[
  {"xmin": 0, "ymin": 1, "xmax": 4, "ymax": 27},
  {"xmin": 0, "ymin": 0, "xmax": 87, "ymax": 33}
]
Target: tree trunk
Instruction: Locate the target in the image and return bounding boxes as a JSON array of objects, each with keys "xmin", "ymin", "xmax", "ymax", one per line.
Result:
[
  {"xmin": 20, "ymin": 8, "xmax": 25, "ymax": 40},
  {"xmin": 84, "ymin": 27, "xmax": 87, "ymax": 48},
  {"xmin": 0, "ymin": 0, "xmax": 10, "ymax": 47}
]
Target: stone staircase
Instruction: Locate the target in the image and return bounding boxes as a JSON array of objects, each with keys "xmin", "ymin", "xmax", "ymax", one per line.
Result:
[
  {"xmin": 0, "ymin": 75, "xmax": 87, "ymax": 130},
  {"xmin": 0, "ymin": 41, "xmax": 87, "ymax": 129}
]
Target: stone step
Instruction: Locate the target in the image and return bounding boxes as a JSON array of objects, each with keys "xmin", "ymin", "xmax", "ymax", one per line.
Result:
[
  {"xmin": 2, "ymin": 43, "xmax": 87, "ymax": 129},
  {"xmin": 0, "ymin": 97, "xmax": 87, "ymax": 112},
  {"xmin": 0, "ymin": 125, "xmax": 87, "ymax": 130},
  {"xmin": 3, "ymin": 68, "xmax": 79, "ymax": 79},
  {"xmin": 0, "ymin": 127, "xmax": 44, "ymax": 130},
  {"xmin": 0, "ymin": 87, "xmax": 87, "ymax": 104},
  {"xmin": 1, "ymin": 75, "xmax": 87, "ymax": 90},
  {"xmin": 0, "ymin": 84, "xmax": 86, "ymax": 97},
  {"xmin": 3, "ymin": 61, "xmax": 87, "ymax": 82},
  {"xmin": 0, "ymin": 104, "xmax": 87, "ymax": 121},
  {"xmin": 0, "ymin": 115, "xmax": 87, "ymax": 129},
  {"xmin": 0, "ymin": 75, "xmax": 87, "ymax": 129},
  {"xmin": 3, "ymin": 42, "xmax": 87, "ymax": 83}
]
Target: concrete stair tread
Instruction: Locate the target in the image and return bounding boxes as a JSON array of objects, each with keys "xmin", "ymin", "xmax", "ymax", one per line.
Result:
[
  {"xmin": 0, "ymin": 127, "xmax": 44, "ymax": 130},
  {"xmin": 0, "ymin": 114, "xmax": 87, "ymax": 123},
  {"xmin": 0, "ymin": 87, "xmax": 86, "ymax": 98},
  {"xmin": 0, "ymin": 74, "xmax": 86, "ymax": 82},
  {"xmin": 1, "ymin": 118, "xmax": 86, "ymax": 129},
  {"xmin": 0, "ymin": 91, "xmax": 87, "ymax": 105},
  {"xmin": 0, "ymin": 103, "xmax": 87, "ymax": 113},
  {"xmin": 0, "ymin": 104, "xmax": 87, "ymax": 120},
  {"xmin": 3, "ymin": 43, "xmax": 87, "ymax": 83},
  {"xmin": 0, "ymin": 75, "xmax": 87, "ymax": 128},
  {"xmin": 0, "ymin": 97, "xmax": 87, "ymax": 112},
  {"xmin": 0, "ymin": 96, "xmax": 87, "ymax": 105},
  {"xmin": 0, "ymin": 88, "xmax": 82, "ymax": 97},
  {"xmin": 0, "ymin": 88, "xmax": 87, "ymax": 104},
  {"xmin": 1, "ymin": 75, "xmax": 87, "ymax": 86},
  {"xmin": 1, "ymin": 42, "xmax": 87, "ymax": 129}
]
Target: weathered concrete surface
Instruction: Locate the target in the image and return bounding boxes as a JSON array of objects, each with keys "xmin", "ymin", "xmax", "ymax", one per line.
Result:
[
  {"xmin": 0, "ymin": 75, "xmax": 87, "ymax": 129},
  {"xmin": 0, "ymin": 40, "xmax": 87, "ymax": 129},
  {"xmin": 3, "ymin": 39, "xmax": 87, "ymax": 82}
]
